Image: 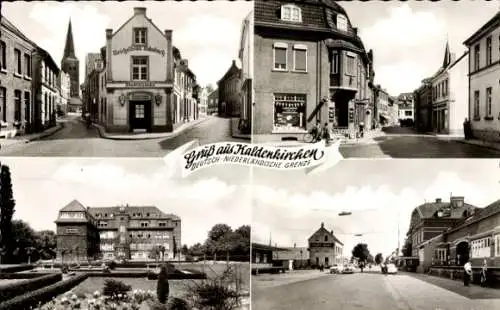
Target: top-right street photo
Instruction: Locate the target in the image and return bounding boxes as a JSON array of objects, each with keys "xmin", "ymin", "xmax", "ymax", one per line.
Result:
[{"xmin": 251, "ymin": 0, "xmax": 500, "ymax": 158}]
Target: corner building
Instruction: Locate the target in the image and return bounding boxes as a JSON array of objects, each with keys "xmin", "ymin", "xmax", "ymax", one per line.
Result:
[
  {"xmin": 253, "ymin": 0, "xmax": 374, "ymax": 142},
  {"xmin": 104, "ymin": 7, "xmax": 174, "ymax": 133}
]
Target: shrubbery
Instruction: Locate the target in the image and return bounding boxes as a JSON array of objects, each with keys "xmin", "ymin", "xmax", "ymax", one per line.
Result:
[
  {"xmin": 157, "ymin": 265, "xmax": 170, "ymax": 304},
  {"xmin": 102, "ymin": 279, "xmax": 131, "ymax": 300},
  {"xmin": 0, "ymin": 273, "xmax": 61, "ymax": 301}
]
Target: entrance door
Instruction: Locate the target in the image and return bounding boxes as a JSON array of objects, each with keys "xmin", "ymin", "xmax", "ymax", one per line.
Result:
[
  {"xmin": 129, "ymin": 100, "xmax": 152, "ymax": 132},
  {"xmin": 325, "ymin": 257, "xmax": 329, "ymax": 266}
]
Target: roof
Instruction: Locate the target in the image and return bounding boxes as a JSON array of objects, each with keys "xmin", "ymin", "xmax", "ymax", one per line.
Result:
[
  {"xmin": 110, "ymin": 7, "xmax": 168, "ymax": 42},
  {"xmin": 60, "ymin": 199, "xmax": 87, "ymax": 212},
  {"xmin": 218, "ymin": 61, "xmax": 241, "ymax": 85},
  {"xmin": 252, "ymin": 242, "xmax": 287, "ymax": 251},
  {"xmin": 463, "ymin": 11, "xmax": 500, "ymax": 46},
  {"xmin": 414, "ymin": 199, "xmax": 477, "ymax": 219},
  {"xmin": 87, "ymin": 205, "xmax": 180, "ymax": 220},
  {"xmin": 447, "ymin": 199, "xmax": 500, "ymax": 233},
  {"xmin": 308, "ymin": 225, "xmax": 343, "ymax": 245},
  {"xmin": 274, "ymin": 247, "xmax": 310, "ymax": 260},
  {"xmin": 1, "ymin": 16, "xmax": 37, "ymax": 47}
]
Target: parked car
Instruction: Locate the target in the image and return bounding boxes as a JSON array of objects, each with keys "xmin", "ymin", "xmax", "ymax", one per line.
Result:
[
  {"xmin": 330, "ymin": 264, "xmax": 343, "ymax": 274},
  {"xmin": 342, "ymin": 264, "xmax": 355, "ymax": 274},
  {"xmin": 387, "ymin": 263, "xmax": 397, "ymax": 274}
]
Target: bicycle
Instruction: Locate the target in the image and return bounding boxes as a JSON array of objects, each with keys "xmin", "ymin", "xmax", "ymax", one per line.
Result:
[{"xmin": 303, "ymin": 129, "xmax": 321, "ymax": 143}]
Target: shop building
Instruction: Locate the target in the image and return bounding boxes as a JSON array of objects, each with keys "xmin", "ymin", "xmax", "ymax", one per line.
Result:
[
  {"xmin": 253, "ymin": 0, "xmax": 375, "ymax": 142},
  {"xmin": 464, "ymin": 11, "xmax": 500, "ymax": 143},
  {"xmin": 172, "ymin": 51, "xmax": 198, "ymax": 125},
  {"xmin": 413, "ymin": 77, "xmax": 433, "ymax": 133},
  {"xmin": 0, "ymin": 17, "xmax": 37, "ymax": 135},
  {"xmin": 218, "ymin": 60, "xmax": 241, "ymax": 118},
  {"xmin": 430, "ymin": 42, "xmax": 469, "ymax": 135},
  {"xmin": 238, "ymin": 11, "xmax": 254, "ymax": 133},
  {"xmin": 56, "ymin": 199, "xmax": 181, "ymax": 262},
  {"xmin": 308, "ymin": 222, "xmax": 343, "ymax": 267},
  {"xmin": 100, "ymin": 7, "xmax": 175, "ymax": 133},
  {"xmin": 207, "ymin": 88, "xmax": 219, "ymax": 115}
]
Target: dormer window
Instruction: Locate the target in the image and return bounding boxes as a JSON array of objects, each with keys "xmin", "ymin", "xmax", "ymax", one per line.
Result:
[
  {"xmin": 133, "ymin": 28, "xmax": 147, "ymax": 45},
  {"xmin": 281, "ymin": 4, "xmax": 302, "ymax": 23},
  {"xmin": 336, "ymin": 14, "xmax": 348, "ymax": 31}
]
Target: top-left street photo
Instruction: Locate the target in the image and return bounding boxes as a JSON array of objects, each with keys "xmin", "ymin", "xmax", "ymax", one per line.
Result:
[{"xmin": 0, "ymin": 0, "xmax": 253, "ymax": 157}]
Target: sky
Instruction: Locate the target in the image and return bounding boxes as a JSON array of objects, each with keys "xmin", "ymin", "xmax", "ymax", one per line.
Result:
[
  {"xmin": 341, "ymin": 0, "xmax": 500, "ymax": 95},
  {"xmin": 1, "ymin": 0, "xmax": 253, "ymax": 89},
  {"xmin": 251, "ymin": 159, "xmax": 500, "ymax": 258},
  {"xmin": 0, "ymin": 157, "xmax": 252, "ymax": 247}
]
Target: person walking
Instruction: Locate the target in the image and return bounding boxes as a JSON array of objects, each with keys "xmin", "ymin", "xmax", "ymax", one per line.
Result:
[
  {"xmin": 463, "ymin": 259, "xmax": 472, "ymax": 286},
  {"xmin": 481, "ymin": 259, "xmax": 488, "ymax": 287},
  {"xmin": 322, "ymin": 122, "xmax": 331, "ymax": 143}
]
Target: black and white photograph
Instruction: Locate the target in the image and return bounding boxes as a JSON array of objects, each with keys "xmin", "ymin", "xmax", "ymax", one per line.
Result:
[
  {"xmin": 0, "ymin": 158, "xmax": 251, "ymax": 309},
  {"xmin": 251, "ymin": 159, "xmax": 500, "ymax": 310},
  {"xmin": 252, "ymin": 0, "xmax": 500, "ymax": 158},
  {"xmin": 0, "ymin": 0, "xmax": 252, "ymax": 157}
]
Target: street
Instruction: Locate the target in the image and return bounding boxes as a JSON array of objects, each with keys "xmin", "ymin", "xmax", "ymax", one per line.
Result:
[
  {"xmin": 252, "ymin": 270, "xmax": 500, "ymax": 310},
  {"xmin": 0, "ymin": 115, "xmax": 242, "ymax": 157}
]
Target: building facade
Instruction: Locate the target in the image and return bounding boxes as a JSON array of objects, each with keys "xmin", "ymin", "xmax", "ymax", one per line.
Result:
[
  {"xmin": 375, "ymin": 87, "xmax": 397, "ymax": 126},
  {"xmin": 239, "ymin": 11, "xmax": 254, "ymax": 133},
  {"xmin": 85, "ymin": 56, "xmax": 104, "ymax": 122},
  {"xmin": 61, "ymin": 20, "xmax": 81, "ymax": 114},
  {"xmin": 0, "ymin": 17, "xmax": 37, "ymax": 135},
  {"xmin": 253, "ymin": 0, "xmax": 375, "ymax": 142},
  {"xmin": 274, "ymin": 245, "xmax": 309, "ymax": 270},
  {"xmin": 172, "ymin": 54, "xmax": 198, "ymax": 125},
  {"xmin": 308, "ymin": 222, "xmax": 343, "ymax": 267},
  {"xmin": 56, "ymin": 199, "xmax": 181, "ymax": 262},
  {"xmin": 413, "ymin": 78, "xmax": 433, "ymax": 133},
  {"xmin": 218, "ymin": 60, "xmax": 241, "ymax": 118},
  {"xmin": 198, "ymin": 87, "xmax": 208, "ymax": 116},
  {"xmin": 100, "ymin": 7, "xmax": 175, "ymax": 133},
  {"xmin": 58, "ymin": 70, "xmax": 71, "ymax": 115},
  {"xmin": 464, "ymin": 12, "xmax": 500, "ymax": 143},
  {"xmin": 396, "ymin": 93, "xmax": 414, "ymax": 126},
  {"xmin": 207, "ymin": 89, "xmax": 218, "ymax": 115}
]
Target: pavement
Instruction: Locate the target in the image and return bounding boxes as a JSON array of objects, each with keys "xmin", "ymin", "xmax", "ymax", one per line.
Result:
[
  {"xmin": 252, "ymin": 270, "xmax": 500, "ymax": 310},
  {"xmin": 230, "ymin": 117, "xmax": 251, "ymax": 140},
  {"xmin": 0, "ymin": 114, "xmax": 244, "ymax": 157}
]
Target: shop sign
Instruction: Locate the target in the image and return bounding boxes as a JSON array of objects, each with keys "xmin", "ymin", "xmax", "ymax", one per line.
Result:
[
  {"xmin": 348, "ymin": 107, "xmax": 354, "ymax": 122},
  {"xmin": 112, "ymin": 45, "xmax": 165, "ymax": 57},
  {"xmin": 125, "ymin": 81, "xmax": 156, "ymax": 88}
]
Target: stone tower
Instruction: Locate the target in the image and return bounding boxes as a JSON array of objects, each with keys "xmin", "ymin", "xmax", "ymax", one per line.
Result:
[{"xmin": 61, "ymin": 19, "xmax": 80, "ymax": 98}]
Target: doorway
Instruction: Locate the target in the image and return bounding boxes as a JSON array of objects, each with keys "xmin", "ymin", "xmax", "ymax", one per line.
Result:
[
  {"xmin": 129, "ymin": 100, "xmax": 152, "ymax": 132},
  {"xmin": 456, "ymin": 241, "xmax": 469, "ymax": 266}
]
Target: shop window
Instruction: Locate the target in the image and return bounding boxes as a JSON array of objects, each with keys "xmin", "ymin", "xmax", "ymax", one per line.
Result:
[
  {"xmin": 133, "ymin": 28, "xmax": 147, "ymax": 45},
  {"xmin": 273, "ymin": 93, "xmax": 306, "ymax": 132},
  {"xmin": 281, "ymin": 4, "xmax": 301, "ymax": 22},
  {"xmin": 0, "ymin": 41, "xmax": 5, "ymax": 70},
  {"xmin": 131, "ymin": 56, "xmax": 148, "ymax": 81},
  {"xmin": 337, "ymin": 14, "xmax": 348, "ymax": 31},
  {"xmin": 273, "ymin": 43, "xmax": 287, "ymax": 71},
  {"xmin": 293, "ymin": 44, "xmax": 307, "ymax": 72}
]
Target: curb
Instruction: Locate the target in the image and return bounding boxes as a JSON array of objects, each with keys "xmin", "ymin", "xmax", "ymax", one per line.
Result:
[
  {"xmin": 95, "ymin": 117, "xmax": 212, "ymax": 141},
  {"xmin": 25, "ymin": 122, "xmax": 65, "ymax": 142},
  {"xmin": 456, "ymin": 139, "xmax": 500, "ymax": 152}
]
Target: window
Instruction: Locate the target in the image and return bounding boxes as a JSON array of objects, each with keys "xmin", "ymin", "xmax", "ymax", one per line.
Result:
[
  {"xmin": 23, "ymin": 54, "xmax": 31, "ymax": 78},
  {"xmin": 495, "ymin": 235, "xmax": 500, "ymax": 257},
  {"xmin": 336, "ymin": 14, "xmax": 348, "ymax": 31},
  {"xmin": 474, "ymin": 44, "xmax": 480, "ymax": 71},
  {"xmin": 0, "ymin": 87, "xmax": 6, "ymax": 122},
  {"xmin": 0, "ymin": 41, "xmax": 6, "ymax": 70},
  {"xmin": 486, "ymin": 87, "xmax": 492, "ymax": 116},
  {"xmin": 435, "ymin": 248, "xmax": 447, "ymax": 262},
  {"xmin": 346, "ymin": 55, "xmax": 355, "ymax": 75},
  {"xmin": 131, "ymin": 56, "xmax": 148, "ymax": 81},
  {"xmin": 273, "ymin": 43, "xmax": 287, "ymax": 71},
  {"xmin": 293, "ymin": 44, "xmax": 307, "ymax": 72},
  {"xmin": 14, "ymin": 49, "xmax": 21, "ymax": 75},
  {"xmin": 273, "ymin": 94, "xmax": 307, "ymax": 132},
  {"xmin": 486, "ymin": 36, "xmax": 492, "ymax": 65},
  {"xmin": 473, "ymin": 90, "xmax": 480, "ymax": 118},
  {"xmin": 324, "ymin": 236, "xmax": 328, "ymax": 242},
  {"xmin": 135, "ymin": 104, "xmax": 145, "ymax": 118},
  {"xmin": 471, "ymin": 237, "xmax": 491, "ymax": 258},
  {"xmin": 281, "ymin": 4, "xmax": 301, "ymax": 22},
  {"xmin": 14, "ymin": 90, "xmax": 21, "ymax": 122},
  {"xmin": 119, "ymin": 225, "xmax": 126, "ymax": 233},
  {"xmin": 133, "ymin": 28, "xmax": 147, "ymax": 45}
]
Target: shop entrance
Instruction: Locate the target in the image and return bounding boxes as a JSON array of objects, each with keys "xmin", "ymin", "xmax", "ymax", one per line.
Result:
[
  {"xmin": 456, "ymin": 241, "xmax": 469, "ymax": 266},
  {"xmin": 129, "ymin": 100, "xmax": 152, "ymax": 132}
]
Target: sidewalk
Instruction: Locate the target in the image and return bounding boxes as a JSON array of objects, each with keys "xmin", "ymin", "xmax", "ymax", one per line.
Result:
[
  {"xmin": 252, "ymin": 270, "xmax": 330, "ymax": 289},
  {"xmin": 231, "ymin": 118, "xmax": 251, "ymax": 140},
  {"xmin": 457, "ymin": 138, "xmax": 500, "ymax": 152},
  {"xmin": 94, "ymin": 116, "xmax": 211, "ymax": 141},
  {"xmin": 0, "ymin": 123, "xmax": 64, "ymax": 149}
]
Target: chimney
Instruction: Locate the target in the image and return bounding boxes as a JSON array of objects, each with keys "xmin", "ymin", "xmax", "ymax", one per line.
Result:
[
  {"xmin": 450, "ymin": 196, "xmax": 465, "ymax": 208},
  {"xmin": 331, "ymin": 230, "xmax": 334, "ymax": 235},
  {"xmin": 134, "ymin": 7, "xmax": 146, "ymax": 15},
  {"xmin": 105, "ymin": 29, "xmax": 113, "ymax": 39},
  {"xmin": 435, "ymin": 198, "xmax": 442, "ymax": 203},
  {"xmin": 321, "ymin": 222, "xmax": 324, "ymax": 228}
]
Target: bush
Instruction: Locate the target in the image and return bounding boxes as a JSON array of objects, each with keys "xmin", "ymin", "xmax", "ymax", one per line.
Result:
[
  {"xmin": 157, "ymin": 265, "xmax": 170, "ymax": 304},
  {"xmin": 0, "ymin": 273, "xmax": 62, "ymax": 302},
  {"xmin": 149, "ymin": 298, "xmax": 191, "ymax": 310},
  {"xmin": 0, "ymin": 265, "xmax": 34, "ymax": 273},
  {"xmin": 61, "ymin": 264, "xmax": 69, "ymax": 274},
  {"xmin": 106, "ymin": 261, "xmax": 117, "ymax": 270},
  {"xmin": 188, "ymin": 281, "xmax": 239, "ymax": 310},
  {"xmin": 102, "ymin": 279, "xmax": 131, "ymax": 299}
]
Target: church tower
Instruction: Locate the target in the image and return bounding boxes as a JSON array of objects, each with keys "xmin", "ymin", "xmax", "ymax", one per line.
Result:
[{"xmin": 61, "ymin": 19, "xmax": 80, "ymax": 98}]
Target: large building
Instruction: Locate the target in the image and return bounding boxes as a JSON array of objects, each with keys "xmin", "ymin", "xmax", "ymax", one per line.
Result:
[
  {"xmin": 413, "ymin": 77, "xmax": 433, "ymax": 133},
  {"xmin": 198, "ymin": 87, "xmax": 209, "ymax": 116},
  {"xmin": 58, "ymin": 70, "xmax": 71, "ymax": 115},
  {"xmin": 217, "ymin": 60, "xmax": 241, "ymax": 118},
  {"xmin": 253, "ymin": 0, "xmax": 375, "ymax": 142},
  {"xmin": 464, "ymin": 12, "xmax": 500, "ymax": 143},
  {"xmin": 172, "ymin": 50, "xmax": 198, "ymax": 125},
  {"xmin": 238, "ymin": 11, "xmax": 254, "ymax": 134},
  {"xmin": 396, "ymin": 93, "xmax": 414, "ymax": 126},
  {"xmin": 61, "ymin": 20, "xmax": 82, "ymax": 113},
  {"xmin": 55, "ymin": 200, "xmax": 181, "ymax": 262},
  {"xmin": 374, "ymin": 87, "xmax": 398, "ymax": 126},
  {"xmin": 429, "ymin": 42, "xmax": 469, "ymax": 135},
  {"xmin": 0, "ymin": 17, "xmax": 37, "ymax": 135},
  {"xmin": 308, "ymin": 222, "xmax": 343, "ymax": 267},
  {"xmin": 207, "ymin": 88, "xmax": 219, "ymax": 115}
]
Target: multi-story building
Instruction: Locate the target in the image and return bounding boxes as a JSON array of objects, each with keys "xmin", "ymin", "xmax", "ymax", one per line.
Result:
[
  {"xmin": 58, "ymin": 70, "xmax": 71, "ymax": 115},
  {"xmin": 85, "ymin": 56, "xmax": 104, "ymax": 122},
  {"xmin": 61, "ymin": 20, "xmax": 82, "ymax": 113},
  {"xmin": 238, "ymin": 11, "xmax": 254, "ymax": 133},
  {"xmin": 413, "ymin": 77, "xmax": 433, "ymax": 133},
  {"xmin": 464, "ymin": 11, "xmax": 500, "ymax": 143},
  {"xmin": 253, "ymin": 0, "xmax": 375, "ymax": 142},
  {"xmin": 218, "ymin": 60, "xmax": 241, "ymax": 118},
  {"xmin": 100, "ymin": 7, "xmax": 175, "ymax": 133},
  {"xmin": 396, "ymin": 93, "xmax": 414, "ymax": 126},
  {"xmin": 308, "ymin": 222, "xmax": 343, "ymax": 267},
  {"xmin": 98, "ymin": 47, "xmax": 108, "ymax": 125},
  {"xmin": 0, "ymin": 17, "xmax": 37, "ymax": 135},
  {"xmin": 198, "ymin": 87, "xmax": 209, "ymax": 116},
  {"xmin": 430, "ymin": 42, "xmax": 469, "ymax": 135},
  {"xmin": 207, "ymin": 88, "xmax": 219, "ymax": 115},
  {"xmin": 172, "ymin": 51, "xmax": 198, "ymax": 125},
  {"xmin": 375, "ymin": 87, "xmax": 396, "ymax": 126},
  {"xmin": 55, "ymin": 199, "xmax": 181, "ymax": 262},
  {"xmin": 405, "ymin": 196, "xmax": 477, "ymax": 272}
]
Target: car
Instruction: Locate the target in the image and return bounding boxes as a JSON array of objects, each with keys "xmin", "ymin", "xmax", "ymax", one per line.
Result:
[
  {"xmin": 342, "ymin": 264, "xmax": 355, "ymax": 274},
  {"xmin": 329, "ymin": 264, "xmax": 343, "ymax": 274},
  {"xmin": 387, "ymin": 263, "xmax": 398, "ymax": 274}
]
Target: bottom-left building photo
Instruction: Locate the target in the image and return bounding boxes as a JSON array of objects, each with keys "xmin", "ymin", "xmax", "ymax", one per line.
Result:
[{"xmin": 0, "ymin": 157, "xmax": 251, "ymax": 310}]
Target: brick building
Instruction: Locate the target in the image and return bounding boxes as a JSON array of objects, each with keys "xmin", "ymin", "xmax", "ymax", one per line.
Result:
[
  {"xmin": 413, "ymin": 77, "xmax": 433, "ymax": 133},
  {"xmin": 253, "ymin": 0, "xmax": 375, "ymax": 142},
  {"xmin": 0, "ymin": 17, "xmax": 37, "ymax": 135},
  {"xmin": 207, "ymin": 88, "xmax": 219, "ymax": 115},
  {"xmin": 217, "ymin": 60, "xmax": 241, "ymax": 118},
  {"xmin": 308, "ymin": 222, "xmax": 343, "ymax": 267},
  {"xmin": 55, "ymin": 199, "xmax": 181, "ymax": 262},
  {"xmin": 405, "ymin": 196, "xmax": 477, "ymax": 272}
]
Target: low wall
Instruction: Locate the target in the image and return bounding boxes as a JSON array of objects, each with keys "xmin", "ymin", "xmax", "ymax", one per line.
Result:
[{"xmin": 429, "ymin": 266, "xmax": 500, "ymax": 288}]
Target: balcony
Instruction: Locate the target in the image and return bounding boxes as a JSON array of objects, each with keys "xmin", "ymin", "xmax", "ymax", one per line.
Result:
[{"xmin": 330, "ymin": 73, "xmax": 340, "ymax": 87}]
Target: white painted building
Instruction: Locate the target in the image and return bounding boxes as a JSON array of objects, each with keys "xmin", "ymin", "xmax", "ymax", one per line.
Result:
[
  {"xmin": 238, "ymin": 10, "xmax": 254, "ymax": 131},
  {"xmin": 198, "ymin": 87, "xmax": 208, "ymax": 116},
  {"xmin": 59, "ymin": 70, "xmax": 70, "ymax": 114}
]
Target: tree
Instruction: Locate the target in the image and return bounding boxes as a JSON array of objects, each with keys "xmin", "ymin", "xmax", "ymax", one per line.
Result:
[
  {"xmin": 208, "ymin": 224, "xmax": 232, "ymax": 242},
  {"xmin": 181, "ymin": 244, "xmax": 189, "ymax": 256},
  {"xmin": 10, "ymin": 220, "xmax": 38, "ymax": 264},
  {"xmin": 156, "ymin": 265, "xmax": 170, "ymax": 304},
  {"xmin": 0, "ymin": 163, "xmax": 15, "ymax": 264},
  {"xmin": 402, "ymin": 238, "xmax": 412, "ymax": 257},
  {"xmin": 367, "ymin": 254, "xmax": 374, "ymax": 264},
  {"xmin": 235, "ymin": 225, "xmax": 251, "ymax": 240},
  {"xmin": 375, "ymin": 253, "xmax": 384, "ymax": 265},
  {"xmin": 351, "ymin": 243, "xmax": 370, "ymax": 264}
]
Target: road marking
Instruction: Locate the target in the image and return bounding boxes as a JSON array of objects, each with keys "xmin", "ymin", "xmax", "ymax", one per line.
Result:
[{"xmin": 384, "ymin": 276, "xmax": 413, "ymax": 310}]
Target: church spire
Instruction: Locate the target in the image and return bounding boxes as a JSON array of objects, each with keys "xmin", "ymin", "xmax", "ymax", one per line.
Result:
[
  {"xmin": 442, "ymin": 39, "xmax": 451, "ymax": 68},
  {"xmin": 63, "ymin": 19, "xmax": 76, "ymax": 59}
]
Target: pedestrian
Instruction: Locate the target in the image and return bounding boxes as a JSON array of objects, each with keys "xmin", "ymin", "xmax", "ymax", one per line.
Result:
[
  {"xmin": 481, "ymin": 259, "xmax": 488, "ymax": 287},
  {"xmin": 463, "ymin": 259, "xmax": 472, "ymax": 286},
  {"xmin": 322, "ymin": 122, "xmax": 331, "ymax": 142}
]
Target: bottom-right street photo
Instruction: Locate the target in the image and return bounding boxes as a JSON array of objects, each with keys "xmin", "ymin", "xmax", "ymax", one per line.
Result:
[{"xmin": 250, "ymin": 159, "xmax": 500, "ymax": 310}]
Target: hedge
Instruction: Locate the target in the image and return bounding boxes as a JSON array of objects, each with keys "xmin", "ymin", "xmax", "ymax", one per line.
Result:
[
  {"xmin": 0, "ymin": 265, "xmax": 35, "ymax": 273},
  {"xmin": 0, "ymin": 273, "xmax": 88, "ymax": 310},
  {"xmin": 146, "ymin": 270, "xmax": 206, "ymax": 280},
  {"xmin": 0, "ymin": 272, "xmax": 53, "ymax": 280},
  {"xmin": 0, "ymin": 273, "xmax": 62, "ymax": 302}
]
